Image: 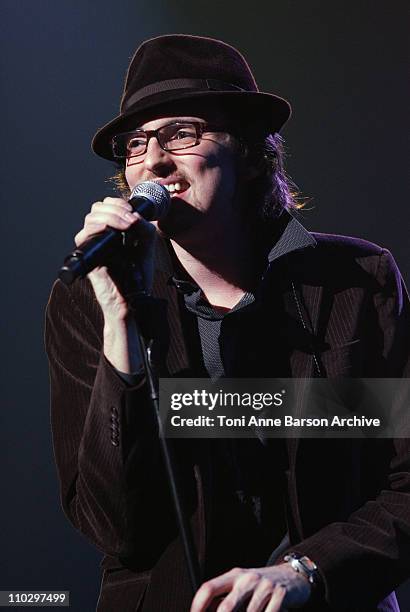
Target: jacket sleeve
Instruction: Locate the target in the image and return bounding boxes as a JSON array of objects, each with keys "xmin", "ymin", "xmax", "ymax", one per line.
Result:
[
  {"xmin": 45, "ymin": 278, "xmax": 177, "ymax": 562},
  {"xmin": 289, "ymin": 249, "xmax": 410, "ymax": 610}
]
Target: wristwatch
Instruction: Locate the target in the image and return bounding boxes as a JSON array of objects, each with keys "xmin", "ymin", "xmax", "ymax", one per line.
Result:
[{"xmin": 283, "ymin": 553, "xmax": 319, "ymax": 586}]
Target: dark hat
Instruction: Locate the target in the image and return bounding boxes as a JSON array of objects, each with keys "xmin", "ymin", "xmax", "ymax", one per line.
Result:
[{"xmin": 92, "ymin": 34, "xmax": 292, "ymax": 160}]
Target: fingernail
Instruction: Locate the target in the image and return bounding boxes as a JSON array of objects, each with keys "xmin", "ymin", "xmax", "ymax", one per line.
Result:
[{"xmin": 124, "ymin": 212, "xmax": 135, "ymax": 221}]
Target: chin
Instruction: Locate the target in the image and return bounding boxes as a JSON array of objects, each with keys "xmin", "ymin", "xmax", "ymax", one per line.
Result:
[
  {"xmin": 156, "ymin": 198, "xmax": 203, "ymax": 241},
  {"xmin": 156, "ymin": 217, "xmax": 193, "ymax": 241}
]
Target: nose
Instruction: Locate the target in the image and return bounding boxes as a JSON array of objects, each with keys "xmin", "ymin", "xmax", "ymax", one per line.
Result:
[{"xmin": 143, "ymin": 134, "xmax": 175, "ymax": 176}]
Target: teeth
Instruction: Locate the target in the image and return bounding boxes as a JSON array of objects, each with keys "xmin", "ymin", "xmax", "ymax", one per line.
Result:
[{"xmin": 164, "ymin": 182, "xmax": 185, "ymax": 193}]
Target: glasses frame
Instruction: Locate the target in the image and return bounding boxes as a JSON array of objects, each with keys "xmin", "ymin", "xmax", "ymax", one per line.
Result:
[{"xmin": 111, "ymin": 121, "xmax": 224, "ymax": 159}]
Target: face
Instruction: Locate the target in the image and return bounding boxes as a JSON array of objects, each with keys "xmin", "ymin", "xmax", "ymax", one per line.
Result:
[{"xmin": 123, "ymin": 112, "xmax": 244, "ymax": 242}]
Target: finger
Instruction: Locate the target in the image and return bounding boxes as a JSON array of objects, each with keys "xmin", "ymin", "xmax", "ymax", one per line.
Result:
[
  {"xmin": 246, "ymin": 578, "xmax": 274, "ymax": 612},
  {"xmin": 74, "ymin": 222, "xmax": 116, "ymax": 246},
  {"xmin": 206, "ymin": 597, "xmax": 227, "ymax": 611},
  {"xmin": 74, "ymin": 217, "xmax": 130, "ymax": 247},
  {"xmin": 190, "ymin": 570, "xmax": 240, "ymax": 612},
  {"xmin": 87, "ymin": 208, "xmax": 155, "ymax": 236},
  {"xmin": 87, "ymin": 207, "xmax": 136, "ymax": 225},
  {"xmin": 101, "ymin": 196, "xmax": 132, "ymax": 208},
  {"xmin": 85, "ymin": 209, "xmax": 136, "ymax": 231},
  {"xmin": 191, "ymin": 580, "xmax": 232, "ymax": 612},
  {"xmin": 214, "ymin": 572, "xmax": 260, "ymax": 611},
  {"xmin": 264, "ymin": 585, "xmax": 287, "ymax": 612},
  {"xmin": 91, "ymin": 199, "xmax": 132, "ymax": 214}
]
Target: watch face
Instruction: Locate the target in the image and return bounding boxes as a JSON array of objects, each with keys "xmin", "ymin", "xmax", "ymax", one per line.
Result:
[{"xmin": 300, "ymin": 556, "xmax": 317, "ymax": 571}]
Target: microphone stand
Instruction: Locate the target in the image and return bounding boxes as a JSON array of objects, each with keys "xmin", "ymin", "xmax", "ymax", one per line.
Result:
[{"xmin": 124, "ymin": 254, "xmax": 202, "ymax": 597}]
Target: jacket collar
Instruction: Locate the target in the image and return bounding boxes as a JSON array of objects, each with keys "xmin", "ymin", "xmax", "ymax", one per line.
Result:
[{"xmin": 267, "ymin": 213, "xmax": 316, "ymax": 264}]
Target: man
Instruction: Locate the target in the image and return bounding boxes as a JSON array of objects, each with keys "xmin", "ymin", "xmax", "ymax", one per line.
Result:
[{"xmin": 45, "ymin": 35, "xmax": 410, "ymax": 611}]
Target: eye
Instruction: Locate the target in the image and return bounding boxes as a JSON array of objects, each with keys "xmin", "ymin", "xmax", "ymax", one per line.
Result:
[
  {"xmin": 175, "ymin": 129, "xmax": 194, "ymax": 140},
  {"xmin": 127, "ymin": 136, "xmax": 146, "ymax": 150},
  {"xmin": 169, "ymin": 127, "xmax": 195, "ymax": 140},
  {"xmin": 161, "ymin": 124, "xmax": 198, "ymax": 150}
]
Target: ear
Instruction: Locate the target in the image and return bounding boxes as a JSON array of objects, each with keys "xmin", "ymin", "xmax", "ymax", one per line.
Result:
[
  {"xmin": 243, "ymin": 161, "xmax": 264, "ymax": 181},
  {"xmin": 237, "ymin": 143, "xmax": 266, "ymax": 182}
]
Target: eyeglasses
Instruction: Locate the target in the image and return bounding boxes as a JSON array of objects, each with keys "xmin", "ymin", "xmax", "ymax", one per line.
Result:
[{"xmin": 111, "ymin": 121, "xmax": 222, "ymax": 159}]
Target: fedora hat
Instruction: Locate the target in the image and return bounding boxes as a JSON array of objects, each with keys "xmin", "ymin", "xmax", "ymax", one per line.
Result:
[{"xmin": 92, "ymin": 34, "xmax": 291, "ymax": 160}]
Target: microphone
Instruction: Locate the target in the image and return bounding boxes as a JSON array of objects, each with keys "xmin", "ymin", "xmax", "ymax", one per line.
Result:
[{"xmin": 58, "ymin": 181, "xmax": 170, "ymax": 285}]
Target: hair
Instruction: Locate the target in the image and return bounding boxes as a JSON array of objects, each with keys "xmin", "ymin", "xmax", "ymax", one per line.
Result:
[
  {"xmin": 109, "ymin": 125, "xmax": 304, "ymax": 223},
  {"xmin": 236, "ymin": 131, "xmax": 304, "ymax": 220}
]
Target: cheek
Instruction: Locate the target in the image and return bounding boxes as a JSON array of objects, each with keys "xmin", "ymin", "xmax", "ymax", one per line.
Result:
[
  {"xmin": 124, "ymin": 160, "xmax": 144, "ymax": 189},
  {"xmin": 193, "ymin": 153, "xmax": 238, "ymax": 197},
  {"xmin": 124, "ymin": 168, "xmax": 133, "ymax": 190}
]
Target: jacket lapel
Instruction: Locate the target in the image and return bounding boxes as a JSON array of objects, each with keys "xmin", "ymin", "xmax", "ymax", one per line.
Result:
[{"xmin": 152, "ymin": 236, "xmax": 192, "ymax": 375}]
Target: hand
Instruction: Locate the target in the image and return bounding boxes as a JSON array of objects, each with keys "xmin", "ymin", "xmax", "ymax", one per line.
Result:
[
  {"xmin": 74, "ymin": 196, "xmax": 157, "ymax": 373},
  {"xmin": 74, "ymin": 196, "xmax": 156, "ymax": 321},
  {"xmin": 190, "ymin": 563, "xmax": 311, "ymax": 612}
]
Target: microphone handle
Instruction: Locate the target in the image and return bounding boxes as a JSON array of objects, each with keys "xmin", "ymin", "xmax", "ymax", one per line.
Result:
[{"xmin": 58, "ymin": 197, "xmax": 156, "ymax": 286}]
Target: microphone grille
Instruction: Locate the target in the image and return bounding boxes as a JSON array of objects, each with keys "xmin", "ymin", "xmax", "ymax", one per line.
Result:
[{"xmin": 130, "ymin": 181, "xmax": 170, "ymax": 218}]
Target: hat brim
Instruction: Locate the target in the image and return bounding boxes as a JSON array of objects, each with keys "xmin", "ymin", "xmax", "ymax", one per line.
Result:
[{"xmin": 91, "ymin": 90, "xmax": 291, "ymax": 161}]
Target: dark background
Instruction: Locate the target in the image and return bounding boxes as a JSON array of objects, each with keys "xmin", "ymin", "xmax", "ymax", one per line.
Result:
[{"xmin": 1, "ymin": 1, "xmax": 409, "ymax": 610}]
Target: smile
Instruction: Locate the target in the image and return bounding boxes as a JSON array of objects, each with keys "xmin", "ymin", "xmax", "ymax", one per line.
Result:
[{"xmin": 163, "ymin": 181, "xmax": 190, "ymax": 196}]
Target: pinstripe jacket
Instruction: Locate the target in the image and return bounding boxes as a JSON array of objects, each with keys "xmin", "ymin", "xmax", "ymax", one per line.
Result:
[{"xmin": 45, "ymin": 213, "xmax": 410, "ymax": 611}]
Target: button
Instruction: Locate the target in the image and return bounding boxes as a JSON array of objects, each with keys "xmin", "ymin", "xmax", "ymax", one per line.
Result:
[{"xmin": 109, "ymin": 410, "xmax": 119, "ymax": 446}]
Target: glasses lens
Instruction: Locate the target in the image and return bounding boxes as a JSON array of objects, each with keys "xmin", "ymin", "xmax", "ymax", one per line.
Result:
[
  {"xmin": 161, "ymin": 123, "xmax": 198, "ymax": 151},
  {"xmin": 112, "ymin": 131, "xmax": 147, "ymax": 158},
  {"xmin": 127, "ymin": 133, "xmax": 147, "ymax": 157}
]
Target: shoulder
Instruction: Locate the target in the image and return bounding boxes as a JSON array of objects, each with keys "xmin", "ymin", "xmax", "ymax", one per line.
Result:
[
  {"xmin": 286, "ymin": 230, "xmax": 404, "ymax": 294},
  {"xmin": 310, "ymin": 233, "xmax": 403, "ymax": 283},
  {"xmin": 310, "ymin": 232, "xmax": 391, "ymax": 275},
  {"xmin": 311, "ymin": 232, "xmax": 383, "ymax": 258}
]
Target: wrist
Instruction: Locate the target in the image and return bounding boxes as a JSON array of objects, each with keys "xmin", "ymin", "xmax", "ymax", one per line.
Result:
[
  {"xmin": 103, "ymin": 316, "xmax": 143, "ymax": 373},
  {"xmin": 103, "ymin": 309, "xmax": 133, "ymax": 328},
  {"xmin": 103, "ymin": 312, "xmax": 139, "ymax": 346}
]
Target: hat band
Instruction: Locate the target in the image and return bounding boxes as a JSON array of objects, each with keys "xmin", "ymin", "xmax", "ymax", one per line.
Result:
[{"xmin": 123, "ymin": 78, "xmax": 248, "ymax": 111}]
